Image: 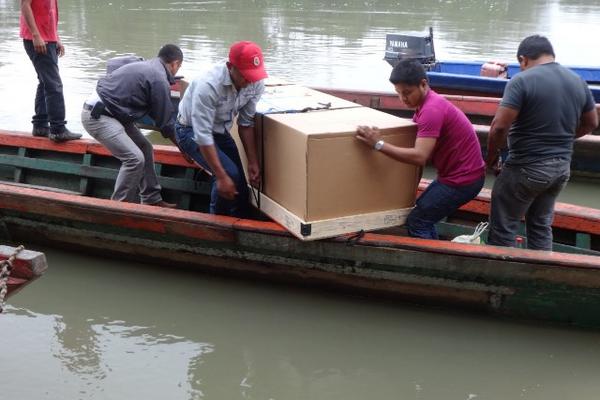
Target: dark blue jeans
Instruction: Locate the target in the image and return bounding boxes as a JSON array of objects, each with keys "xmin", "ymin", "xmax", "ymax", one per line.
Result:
[
  {"xmin": 23, "ymin": 40, "xmax": 66, "ymax": 134},
  {"xmin": 488, "ymin": 158, "xmax": 570, "ymax": 250},
  {"xmin": 407, "ymin": 176, "xmax": 485, "ymax": 239},
  {"xmin": 176, "ymin": 124, "xmax": 249, "ymax": 217}
]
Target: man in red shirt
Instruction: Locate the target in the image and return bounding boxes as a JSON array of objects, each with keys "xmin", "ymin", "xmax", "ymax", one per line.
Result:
[
  {"xmin": 356, "ymin": 60, "xmax": 485, "ymax": 239},
  {"xmin": 20, "ymin": 0, "xmax": 81, "ymax": 142}
]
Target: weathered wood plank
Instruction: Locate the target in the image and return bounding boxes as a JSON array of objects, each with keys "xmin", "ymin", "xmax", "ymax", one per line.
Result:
[
  {"xmin": 0, "ymin": 183, "xmax": 237, "ymax": 243},
  {"xmin": 250, "ymin": 189, "xmax": 412, "ymax": 241}
]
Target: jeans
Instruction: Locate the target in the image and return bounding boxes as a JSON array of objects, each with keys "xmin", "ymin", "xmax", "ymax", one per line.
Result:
[
  {"xmin": 175, "ymin": 124, "xmax": 249, "ymax": 217},
  {"xmin": 488, "ymin": 158, "xmax": 570, "ymax": 250},
  {"xmin": 407, "ymin": 176, "xmax": 485, "ymax": 239},
  {"xmin": 23, "ymin": 40, "xmax": 66, "ymax": 134},
  {"xmin": 81, "ymin": 109, "xmax": 162, "ymax": 204}
]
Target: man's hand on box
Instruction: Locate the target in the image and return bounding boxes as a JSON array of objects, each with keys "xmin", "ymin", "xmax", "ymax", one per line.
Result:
[{"xmin": 356, "ymin": 125, "xmax": 381, "ymax": 148}]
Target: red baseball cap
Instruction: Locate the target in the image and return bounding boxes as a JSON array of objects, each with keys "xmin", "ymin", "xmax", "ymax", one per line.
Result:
[{"xmin": 229, "ymin": 41, "xmax": 268, "ymax": 83}]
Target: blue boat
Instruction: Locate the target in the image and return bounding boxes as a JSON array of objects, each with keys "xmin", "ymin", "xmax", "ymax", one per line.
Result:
[
  {"xmin": 384, "ymin": 29, "xmax": 600, "ymax": 102},
  {"xmin": 427, "ymin": 61, "xmax": 600, "ymax": 102}
]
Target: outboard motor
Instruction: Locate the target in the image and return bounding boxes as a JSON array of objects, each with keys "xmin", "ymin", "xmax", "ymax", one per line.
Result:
[{"xmin": 384, "ymin": 27, "xmax": 436, "ymax": 70}]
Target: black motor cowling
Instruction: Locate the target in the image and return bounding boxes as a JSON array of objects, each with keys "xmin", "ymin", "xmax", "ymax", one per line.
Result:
[{"xmin": 384, "ymin": 27, "xmax": 436, "ymax": 70}]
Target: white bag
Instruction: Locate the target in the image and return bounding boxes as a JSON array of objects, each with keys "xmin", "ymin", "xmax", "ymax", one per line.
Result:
[{"xmin": 451, "ymin": 222, "xmax": 489, "ymax": 244}]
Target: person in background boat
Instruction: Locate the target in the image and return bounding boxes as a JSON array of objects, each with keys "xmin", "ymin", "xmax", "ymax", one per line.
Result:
[
  {"xmin": 20, "ymin": 0, "xmax": 82, "ymax": 142},
  {"xmin": 175, "ymin": 41, "xmax": 267, "ymax": 217},
  {"xmin": 356, "ymin": 59, "xmax": 485, "ymax": 239},
  {"xmin": 486, "ymin": 35, "xmax": 598, "ymax": 250},
  {"xmin": 81, "ymin": 44, "xmax": 184, "ymax": 208}
]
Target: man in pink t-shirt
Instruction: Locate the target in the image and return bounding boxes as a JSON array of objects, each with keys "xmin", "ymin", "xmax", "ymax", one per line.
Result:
[
  {"xmin": 356, "ymin": 60, "xmax": 485, "ymax": 239},
  {"xmin": 20, "ymin": 0, "xmax": 80, "ymax": 142}
]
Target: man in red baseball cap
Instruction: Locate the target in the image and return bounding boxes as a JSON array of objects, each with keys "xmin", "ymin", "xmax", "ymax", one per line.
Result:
[
  {"xmin": 175, "ymin": 41, "xmax": 268, "ymax": 217},
  {"xmin": 229, "ymin": 41, "xmax": 268, "ymax": 84}
]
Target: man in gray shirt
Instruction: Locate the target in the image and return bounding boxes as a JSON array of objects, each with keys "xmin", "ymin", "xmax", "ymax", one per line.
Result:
[
  {"xmin": 486, "ymin": 35, "xmax": 598, "ymax": 250},
  {"xmin": 176, "ymin": 41, "xmax": 267, "ymax": 217},
  {"xmin": 81, "ymin": 44, "xmax": 183, "ymax": 208}
]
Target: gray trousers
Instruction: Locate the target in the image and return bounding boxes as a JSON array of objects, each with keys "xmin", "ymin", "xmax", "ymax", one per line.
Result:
[
  {"xmin": 81, "ymin": 109, "xmax": 162, "ymax": 204},
  {"xmin": 488, "ymin": 158, "xmax": 570, "ymax": 250}
]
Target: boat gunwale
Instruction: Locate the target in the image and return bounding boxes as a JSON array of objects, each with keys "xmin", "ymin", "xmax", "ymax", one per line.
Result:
[{"xmin": 1, "ymin": 182, "xmax": 600, "ymax": 272}]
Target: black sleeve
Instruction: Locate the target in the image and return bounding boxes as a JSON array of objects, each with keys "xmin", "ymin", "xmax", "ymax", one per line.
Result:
[
  {"xmin": 149, "ymin": 79, "xmax": 175, "ymax": 137},
  {"xmin": 160, "ymin": 123, "xmax": 176, "ymax": 140}
]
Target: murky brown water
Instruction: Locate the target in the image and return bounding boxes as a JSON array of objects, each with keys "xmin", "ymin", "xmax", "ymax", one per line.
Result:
[
  {"xmin": 3, "ymin": 246, "xmax": 600, "ymax": 400},
  {"xmin": 2, "ymin": 1, "xmax": 600, "ymax": 398}
]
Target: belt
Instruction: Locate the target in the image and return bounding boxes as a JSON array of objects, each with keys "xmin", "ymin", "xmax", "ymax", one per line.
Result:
[
  {"xmin": 83, "ymin": 102, "xmax": 114, "ymax": 117},
  {"xmin": 176, "ymin": 114, "xmax": 189, "ymax": 126}
]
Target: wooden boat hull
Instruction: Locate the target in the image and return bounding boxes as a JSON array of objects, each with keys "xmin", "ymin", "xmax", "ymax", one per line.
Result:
[
  {"xmin": 1, "ymin": 245, "xmax": 47, "ymax": 300},
  {"xmin": 0, "ymin": 130, "xmax": 600, "ymax": 327}
]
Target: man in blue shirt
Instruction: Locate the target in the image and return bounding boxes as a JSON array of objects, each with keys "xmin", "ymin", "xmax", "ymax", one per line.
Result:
[{"xmin": 176, "ymin": 41, "xmax": 267, "ymax": 217}]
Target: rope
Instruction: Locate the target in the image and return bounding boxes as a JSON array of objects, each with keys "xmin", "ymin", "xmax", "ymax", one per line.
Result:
[
  {"xmin": 0, "ymin": 245, "xmax": 25, "ymax": 313},
  {"xmin": 250, "ymin": 184, "xmax": 261, "ymax": 209}
]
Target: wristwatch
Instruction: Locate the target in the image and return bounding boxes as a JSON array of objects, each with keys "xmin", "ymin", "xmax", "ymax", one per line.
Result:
[{"xmin": 374, "ymin": 140, "xmax": 385, "ymax": 151}]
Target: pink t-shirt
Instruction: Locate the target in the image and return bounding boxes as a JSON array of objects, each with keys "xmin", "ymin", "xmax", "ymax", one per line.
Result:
[
  {"xmin": 413, "ymin": 90, "xmax": 485, "ymax": 186},
  {"xmin": 20, "ymin": 0, "xmax": 59, "ymax": 42}
]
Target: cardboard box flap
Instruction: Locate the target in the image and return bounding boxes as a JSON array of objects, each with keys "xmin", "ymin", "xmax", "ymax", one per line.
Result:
[
  {"xmin": 257, "ymin": 85, "xmax": 361, "ymax": 114},
  {"xmin": 265, "ymin": 107, "xmax": 416, "ymax": 138}
]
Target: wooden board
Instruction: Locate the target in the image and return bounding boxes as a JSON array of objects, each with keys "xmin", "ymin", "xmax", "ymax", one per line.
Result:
[{"xmin": 249, "ymin": 187, "xmax": 413, "ymax": 241}]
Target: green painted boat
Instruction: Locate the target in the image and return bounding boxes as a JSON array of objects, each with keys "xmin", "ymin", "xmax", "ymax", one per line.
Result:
[{"xmin": 0, "ymin": 130, "xmax": 599, "ymax": 328}]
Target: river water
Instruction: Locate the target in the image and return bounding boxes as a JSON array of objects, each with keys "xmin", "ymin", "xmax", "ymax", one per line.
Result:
[
  {"xmin": 2, "ymin": 1, "xmax": 600, "ymax": 398},
  {"xmin": 3, "ymin": 246, "xmax": 600, "ymax": 400}
]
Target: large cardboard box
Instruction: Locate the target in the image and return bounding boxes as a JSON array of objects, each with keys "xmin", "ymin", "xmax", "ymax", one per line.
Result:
[
  {"xmin": 253, "ymin": 107, "xmax": 419, "ymax": 240},
  {"xmin": 230, "ymin": 85, "xmax": 419, "ymax": 240}
]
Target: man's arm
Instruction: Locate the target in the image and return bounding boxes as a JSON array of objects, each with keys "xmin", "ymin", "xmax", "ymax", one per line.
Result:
[
  {"xmin": 486, "ymin": 105, "xmax": 519, "ymax": 171},
  {"xmin": 198, "ymin": 145, "xmax": 238, "ymax": 200},
  {"xmin": 237, "ymin": 83, "xmax": 264, "ymax": 188},
  {"xmin": 190, "ymin": 82, "xmax": 238, "ymax": 200},
  {"xmin": 355, "ymin": 126, "xmax": 436, "ymax": 166},
  {"xmin": 576, "ymin": 109, "xmax": 599, "ymax": 138},
  {"xmin": 20, "ymin": 0, "xmax": 46, "ymax": 54},
  {"xmin": 238, "ymin": 125, "xmax": 260, "ymax": 187},
  {"xmin": 150, "ymin": 80, "xmax": 177, "ymax": 140},
  {"xmin": 147, "ymin": 80, "xmax": 195, "ymax": 163}
]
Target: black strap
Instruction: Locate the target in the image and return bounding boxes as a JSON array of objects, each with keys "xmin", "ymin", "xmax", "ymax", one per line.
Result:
[
  {"xmin": 258, "ymin": 114, "xmax": 265, "ymax": 209},
  {"xmin": 346, "ymin": 230, "xmax": 365, "ymax": 246}
]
